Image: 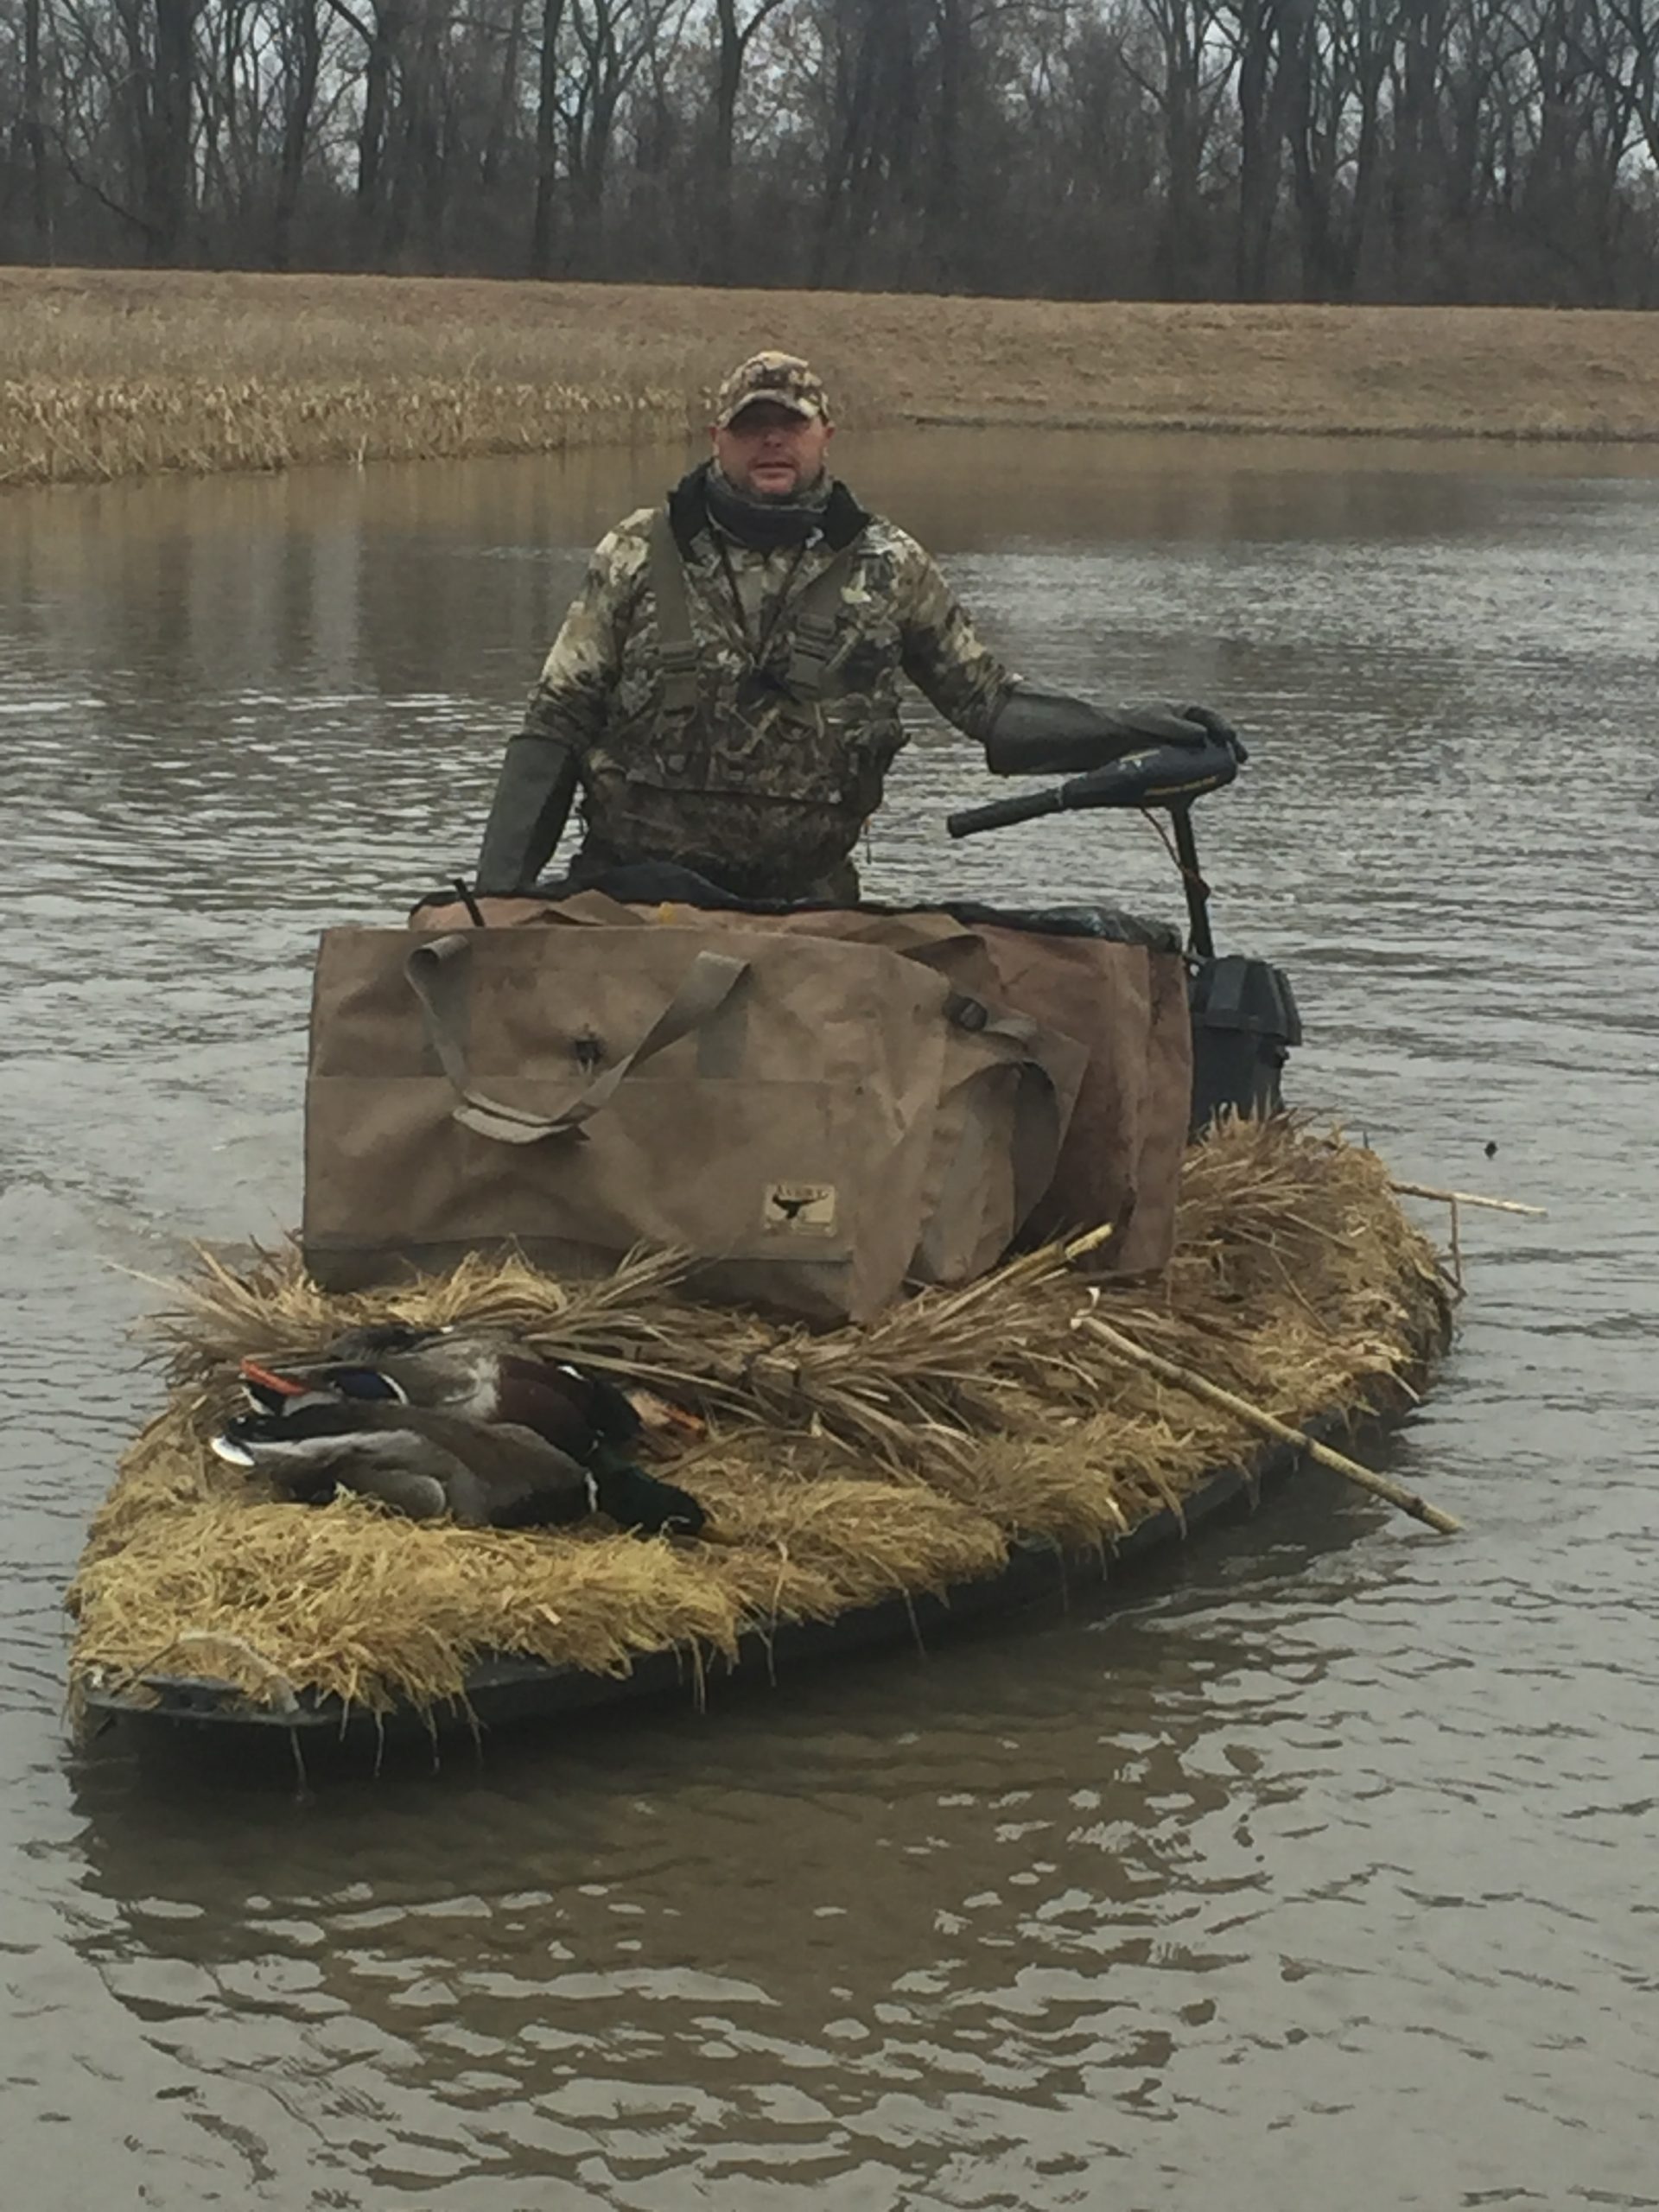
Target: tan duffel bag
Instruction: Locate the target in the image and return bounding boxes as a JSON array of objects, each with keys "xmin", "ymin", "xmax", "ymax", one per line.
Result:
[
  {"xmin": 423, "ymin": 893, "xmax": 1190, "ymax": 1275},
  {"xmin": 302, "ymin": 921, "xmax": 1084, "ymax": 1324},
  {"xmin": 969, "ymin": 924, "xmax": 1192, "ymax": 1271}
]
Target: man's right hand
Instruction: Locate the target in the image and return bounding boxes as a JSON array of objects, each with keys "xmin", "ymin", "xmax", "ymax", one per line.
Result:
[{"xmin": 474, "ymin": 731, "xmax": 582, "ymax": 894}]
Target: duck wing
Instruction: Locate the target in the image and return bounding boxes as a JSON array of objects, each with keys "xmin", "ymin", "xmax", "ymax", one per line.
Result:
[
  {"xmin": 227, "ymin": 1378, "xmax": 622, "ymax": 1531},
  {"xmin": 365, "ymin": 1404, "xmax": 594, "ymax": 1529},
  {"xmin": 304, "ymin": 1325, "xmax": 493, "ymax": 1418},
  {"xmin": 239, "ymin": 1351, "xmax": 410, "ymax": 1414},
  {"xmin": 216, "ymin": 1400, "xmax": 463, "ymax": 1521},
  {"xmin": 309, "ymin": 1335, "xmax": 653, "ymax": 1468},
  {"xmin": 334, "ymin": 1463, "xmax": 450, "ymax": 1521},
  {"xmin": 344, "ymin": 1401, "xmax": 697, "ymax": 1534}
]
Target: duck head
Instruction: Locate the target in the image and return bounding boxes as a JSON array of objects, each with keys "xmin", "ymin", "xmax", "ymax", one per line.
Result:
[{"xmin": 590, "ymin": 1462, "xmax": 708, "ymax": 1539}]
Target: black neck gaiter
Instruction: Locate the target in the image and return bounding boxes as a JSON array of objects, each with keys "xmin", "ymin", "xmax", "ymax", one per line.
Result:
[{"xmin": 703, "ymin": 461, "xmax": 831, "ymax": 551}]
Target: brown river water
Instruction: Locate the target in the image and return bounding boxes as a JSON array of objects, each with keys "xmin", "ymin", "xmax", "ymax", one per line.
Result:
[{"xmin": 3, "ymin": 429, "xmax": 1657, "ymax": 2209}]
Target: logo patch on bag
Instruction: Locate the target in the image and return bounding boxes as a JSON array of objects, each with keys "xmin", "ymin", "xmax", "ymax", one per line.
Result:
[{"xmin": 762, "ymin": 1182, "xmax": 838, "ymax": 1235}]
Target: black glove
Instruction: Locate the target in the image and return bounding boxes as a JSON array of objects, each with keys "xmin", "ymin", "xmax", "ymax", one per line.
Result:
[
  {"xmin": 1174, "ymin": 703, "xmax": 1245, "ymax": 760},
  {"xmin": 474, "ymin": 732, "xmax": 581, "ymax": 894},
  {"xmin": 985, "ymin": 688, "xmax": 1140, "ymax": 776},
  {"xmin": 986, "ymin": 689, "xmax": 1243, "ymax": 776},
  {"xmin": 1110, "ymin": 702, "xmax": 1243, "ymax": 752}
]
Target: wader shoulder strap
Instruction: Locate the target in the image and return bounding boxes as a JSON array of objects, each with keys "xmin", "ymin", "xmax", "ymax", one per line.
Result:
[
  {"xmin": 648, "ymin": 507, "xmax": 702, "ymax": 714},
  {"xmin": 405, "ymin": 933, "xmax": 748, "ymax": 1146}
]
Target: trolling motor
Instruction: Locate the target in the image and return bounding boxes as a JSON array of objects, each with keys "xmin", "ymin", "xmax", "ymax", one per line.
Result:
[
  {"xmin": 946, "ymin": 721, "xmax": 1301, "ymax": 1131},
  {"xmin": 948, "ymin": 723, "xmax": 1244, "ymax": 958}
]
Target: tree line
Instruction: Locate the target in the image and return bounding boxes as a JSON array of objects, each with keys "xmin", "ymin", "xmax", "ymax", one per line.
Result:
[{"xmin": 3, "ymin": 0, "xmax": 1657, "ymax": 306}]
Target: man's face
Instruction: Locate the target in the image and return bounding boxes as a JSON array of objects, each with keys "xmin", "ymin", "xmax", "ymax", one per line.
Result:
[{"xmin": 712, "ymin": 401, "xmax": 835, "ymax": 499}]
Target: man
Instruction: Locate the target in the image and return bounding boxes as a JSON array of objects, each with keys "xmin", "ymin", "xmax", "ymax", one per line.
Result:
[{"xmin": 474, "ymin": 350, "xmax": 1228, "ymax": 902}]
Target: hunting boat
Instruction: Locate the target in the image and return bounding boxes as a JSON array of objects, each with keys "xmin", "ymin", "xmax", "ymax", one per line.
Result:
[{"xmin": 67, "ymin": 731, "xmax": 1455, "ymax": 1758}]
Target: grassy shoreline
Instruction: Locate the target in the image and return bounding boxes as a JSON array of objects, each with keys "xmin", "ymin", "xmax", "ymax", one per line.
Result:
[{"xmin": 5, "ymin": 265, "xmax": 1657, "ymax": 488}]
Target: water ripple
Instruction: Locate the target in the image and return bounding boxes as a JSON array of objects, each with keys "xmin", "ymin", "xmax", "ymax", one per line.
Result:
[{"xmin": 2, "ymin": 434, "xmax": 1656, "ymax": 2208}]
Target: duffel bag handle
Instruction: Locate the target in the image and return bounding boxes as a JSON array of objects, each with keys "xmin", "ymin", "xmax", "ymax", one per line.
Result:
[{"xmin": 405, "ymin": 932, "xmax": 750, "ymax": 1146}]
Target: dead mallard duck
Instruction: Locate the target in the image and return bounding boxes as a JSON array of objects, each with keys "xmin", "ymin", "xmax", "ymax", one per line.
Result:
[{"xmin": 213, "ymin": 1387, "xmax": 707, "ymax": 1536}]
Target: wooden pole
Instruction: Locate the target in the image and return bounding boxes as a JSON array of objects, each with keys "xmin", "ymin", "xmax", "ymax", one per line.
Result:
[
  {"xmin": 1389, "ymin": 1180, "xmax": 1547, "ymax": 1217},
  {"xmin": 1071, "ymin": 1313, "xmax": 1462, "ymax": 1535}
]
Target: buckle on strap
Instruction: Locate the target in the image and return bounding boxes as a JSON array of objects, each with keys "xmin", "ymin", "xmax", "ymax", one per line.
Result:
[{"xmin": 658, "ymin": 640, "xmax": 700, "ymax": 711}]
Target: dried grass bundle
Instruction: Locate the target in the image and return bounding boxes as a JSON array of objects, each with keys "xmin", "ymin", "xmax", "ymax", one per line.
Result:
[{"xmin": 68, "ymin": 1119, "xmax": 1452, "ymax": 1720}]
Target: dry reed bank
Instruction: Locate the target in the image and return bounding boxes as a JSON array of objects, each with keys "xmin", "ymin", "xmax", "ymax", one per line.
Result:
[
  {"xmin": 5, "ymin": 266, "xmax": 1657, "ymax": 488},
  {"xmin": 67, "ymin": 1119, "xmax": 1453, "ymax": 1725}
]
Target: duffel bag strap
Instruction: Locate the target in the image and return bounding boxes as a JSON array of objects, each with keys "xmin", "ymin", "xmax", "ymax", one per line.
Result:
[{"xmin": 405, "ymin": 933, "xmax": 749, "ymax": 1146}]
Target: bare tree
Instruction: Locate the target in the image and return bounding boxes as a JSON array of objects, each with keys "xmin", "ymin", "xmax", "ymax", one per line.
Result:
[
  {"xmin": 1224, "ymin": 0, "xmax": 1305, "ymax": 295},
  {"xmin": 1123, "ymin": 0, "xmax": 1234, "ymax": 294},
  {"xmin": 18, "ymin": 0, "xmax": 54, "ymax": 246},
  {"xmin": 272, "ymin": 0, "xmax": 325, "ymax": 265},
  {"xmin": 703, "ymin": 0, "xmax": 789, "ymax": 271},
  {"xmin": 531, "ymin": 0, "xmax": 568, "ymax": 271},
  {"xmin": 9, "ymin": 0, "xmax": 1659, "ymax": 303}
]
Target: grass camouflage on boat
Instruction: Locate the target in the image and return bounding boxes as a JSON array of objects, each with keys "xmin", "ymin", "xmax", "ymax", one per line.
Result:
[{"xmin": 66, "ymin": 1118, "xmax": 1452, "ymax": 1726}]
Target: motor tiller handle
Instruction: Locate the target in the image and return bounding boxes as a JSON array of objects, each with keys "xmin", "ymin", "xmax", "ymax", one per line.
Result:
[
  {"xmin": 946, "ymin": 732, "xmax": 1243, "ymax": 841},
  {"xmin": 945, "ymin": 785, "xmax": 1067, "ymax": 837}
]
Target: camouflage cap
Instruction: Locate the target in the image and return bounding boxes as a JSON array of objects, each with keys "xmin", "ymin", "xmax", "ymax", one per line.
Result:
[{"xmin": 712, "ymin": 352, "xmax": 832, "ymax": 429}]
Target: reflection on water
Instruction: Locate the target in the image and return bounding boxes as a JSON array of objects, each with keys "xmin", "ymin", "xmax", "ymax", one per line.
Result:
[{"xmin": 3, "ymin": 429, "xmax": 1658, "ymax": 2209}]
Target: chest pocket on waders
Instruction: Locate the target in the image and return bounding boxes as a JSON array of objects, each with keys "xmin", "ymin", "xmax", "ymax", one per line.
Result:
[{"xmin": 646, "ymin": 509, "xmax": 880, "ymax": 802}]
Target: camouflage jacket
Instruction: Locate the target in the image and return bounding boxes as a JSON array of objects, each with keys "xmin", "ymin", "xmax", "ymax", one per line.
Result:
[{"xmin": 519, "ymin": 468, "xmax": 1017, "ymax": 899}]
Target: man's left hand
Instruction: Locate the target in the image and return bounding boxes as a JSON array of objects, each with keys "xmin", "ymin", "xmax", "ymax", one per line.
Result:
[
  {"xmin": 1174, "ymin": 704, "xmax": 1244, "ymax": 758},
  {"xmin": 1116, "ymin": 702, "xmax": 1241, "ymax": 750}
]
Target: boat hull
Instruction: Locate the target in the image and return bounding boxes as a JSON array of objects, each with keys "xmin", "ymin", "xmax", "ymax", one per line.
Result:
[{"xmin": 78, "ymin": 1406, "xmax": 1376, "ymax": 1755}]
